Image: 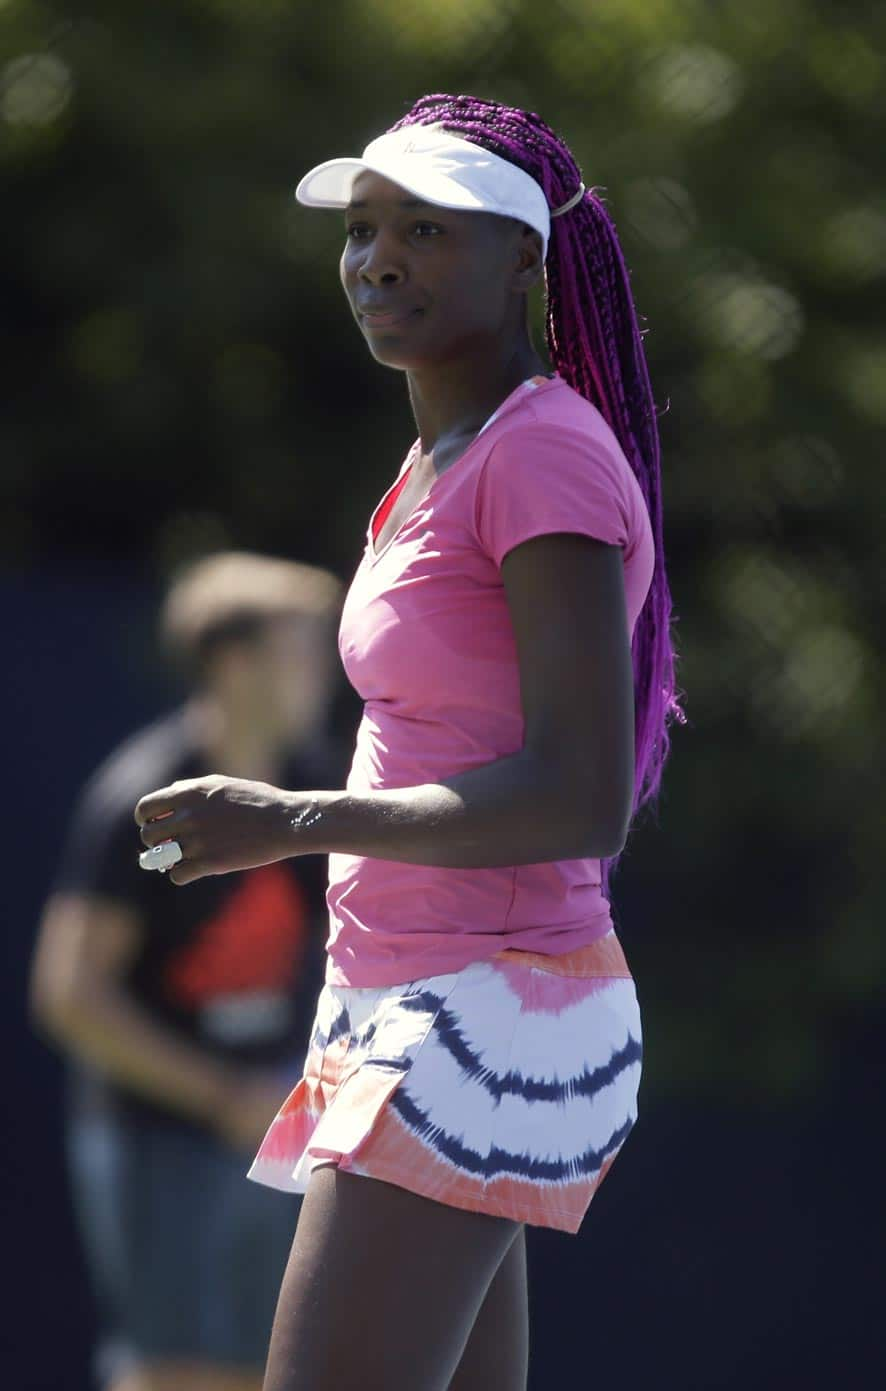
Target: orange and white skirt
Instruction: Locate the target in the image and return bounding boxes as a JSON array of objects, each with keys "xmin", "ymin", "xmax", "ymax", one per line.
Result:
[{"xmin": 248, "ymin": 930, "xmax": 642, "ymax": 1234}]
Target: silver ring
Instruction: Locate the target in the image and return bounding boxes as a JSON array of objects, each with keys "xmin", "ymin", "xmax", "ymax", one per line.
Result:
[{"xmin": 139, "ymin": 840, "xmax": 183, "ymax": 873}]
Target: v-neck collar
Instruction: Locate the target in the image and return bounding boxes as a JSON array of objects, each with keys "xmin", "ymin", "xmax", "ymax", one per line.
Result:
[{"xmin": 365, "ymin": 374, "xmax": 559, "ymax": 566}]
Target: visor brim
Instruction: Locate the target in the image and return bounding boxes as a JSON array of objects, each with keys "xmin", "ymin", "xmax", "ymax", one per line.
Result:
[
  {"xmin": 295, "ymin": 159, "xmax": 367, "ymax": 208},
  {"xmin": 295, "ymin": 156, "xmax": 491, "ymax": 214}
]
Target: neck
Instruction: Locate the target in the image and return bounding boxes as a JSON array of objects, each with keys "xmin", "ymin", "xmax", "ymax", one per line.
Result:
[
  {"xmin": 406, "ymin": 331, "xmax": 547, "ymax": 453},
  {"xmin": 185, "ymin": 696, "xmax": 291, "ymax": 783}
]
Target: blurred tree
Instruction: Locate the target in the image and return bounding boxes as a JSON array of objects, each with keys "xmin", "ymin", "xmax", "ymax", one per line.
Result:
[{"xmin": 3, "ymin": 0, "xmax": 884, "ymax": 1100}]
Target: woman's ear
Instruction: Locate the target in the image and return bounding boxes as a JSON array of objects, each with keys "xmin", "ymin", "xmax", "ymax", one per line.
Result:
[{"xmin": 512, "ymin": 226, "xmax": 545, "ymax": 293}]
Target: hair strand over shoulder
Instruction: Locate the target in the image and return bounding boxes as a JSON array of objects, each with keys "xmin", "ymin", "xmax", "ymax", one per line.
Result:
[{"xmin": 392, "ymin": 94, "xmax": 687, "ymax": 894}]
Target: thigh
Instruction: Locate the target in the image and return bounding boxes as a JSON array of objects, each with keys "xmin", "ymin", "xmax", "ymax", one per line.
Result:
[
  {"xmin": 448, "ymin": 1228, "xmax": 528, "ymax": 1391},
  {"xmin": 263, "ymin": 1166, "xmax": 521, "ymax": 1391}
]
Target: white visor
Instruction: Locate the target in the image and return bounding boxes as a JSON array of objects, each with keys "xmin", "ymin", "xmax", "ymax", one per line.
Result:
[{"xmin": 295, "ymin": 122, "xmax": 553, "ymax": 258}]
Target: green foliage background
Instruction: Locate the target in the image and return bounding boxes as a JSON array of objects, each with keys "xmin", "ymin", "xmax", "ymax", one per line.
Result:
[{"xmin": 4, "ymin": 0, "xmax": 884, "ymax": 1100}]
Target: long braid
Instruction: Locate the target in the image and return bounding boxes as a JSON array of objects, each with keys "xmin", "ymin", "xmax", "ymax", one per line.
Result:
[{"xmin": 391, "ymin": 95, "xmax": 687, "ymax": 895}]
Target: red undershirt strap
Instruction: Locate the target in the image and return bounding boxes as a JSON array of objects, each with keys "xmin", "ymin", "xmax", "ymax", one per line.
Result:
[{"xmin": 371, "ymin": 467, "xmax": 412, "ymax": 542}]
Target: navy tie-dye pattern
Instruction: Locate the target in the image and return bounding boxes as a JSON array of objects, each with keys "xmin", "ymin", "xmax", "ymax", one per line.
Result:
[
  {"xmin": 429, "ymin": 1002, "xmax": 642, "ymax": 1102},
  {"xmin": 390, "ymin": 1085, "xmax": 637, "ymax": 1180},
  {"xmin": 249, "ymin": 935, "xmax": 642, "ymax": 1232}
]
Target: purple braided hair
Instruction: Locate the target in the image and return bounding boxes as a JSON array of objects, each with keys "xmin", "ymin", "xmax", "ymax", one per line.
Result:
[{"xmin": 390, "ymin": 94, "xmax": 686, "ymax": 895}]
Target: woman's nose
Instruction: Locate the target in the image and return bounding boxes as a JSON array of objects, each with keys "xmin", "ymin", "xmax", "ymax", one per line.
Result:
[{"xmin": 357, "ymin": 237, "xmax": 406, "ymax": 286}]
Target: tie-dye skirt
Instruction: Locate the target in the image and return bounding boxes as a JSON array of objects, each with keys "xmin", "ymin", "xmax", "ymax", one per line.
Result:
[{"xmin": 247, "ymin": 930, "xmax": 642, "ymax": 1234}]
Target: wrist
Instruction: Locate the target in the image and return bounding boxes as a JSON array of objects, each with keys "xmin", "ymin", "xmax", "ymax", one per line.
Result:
[{"xmin": 282, "ymin": 790, "xmax": 335, "ymax": 855}]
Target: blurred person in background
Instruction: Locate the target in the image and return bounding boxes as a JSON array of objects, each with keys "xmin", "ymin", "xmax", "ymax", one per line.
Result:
[{"xmin": 30, "ymin": 551, "xmax": 347, "ymax": 1391}]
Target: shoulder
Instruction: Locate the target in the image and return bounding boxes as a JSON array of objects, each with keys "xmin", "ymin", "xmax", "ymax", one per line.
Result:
[
  {"xmin": 487, "ymin": 382, "xmax": 631, "ymax": 478},
  {"xmin": 468, "ymin": 379, "xmax": 639, "ymax": 513},
  {"xmin": 470, "ymin": 381, "xmax": 654, "ymax": 565},
  {"xmin": 468, "ymin": 389, "xmax": 644, "ymax": 565}
]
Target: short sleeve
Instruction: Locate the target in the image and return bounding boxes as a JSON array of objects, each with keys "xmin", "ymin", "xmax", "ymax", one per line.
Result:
[
  {"xmin": 474, "ymin": 424, "xmax": 631, "ymax": 567},
  {"xmin": 52, "ymin": 774, "xmax": 144, "ymax": 906}
]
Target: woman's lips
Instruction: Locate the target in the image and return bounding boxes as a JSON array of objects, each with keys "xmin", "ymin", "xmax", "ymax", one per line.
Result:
[{"xmin": 360, "ymin": 307, "xmax": 421, "ymax": 329}]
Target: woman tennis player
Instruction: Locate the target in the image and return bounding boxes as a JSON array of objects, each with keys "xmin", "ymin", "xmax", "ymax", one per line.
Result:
[{"xmin": 135, "ymin": 94, "xmax": 684, "ymax": 1391}]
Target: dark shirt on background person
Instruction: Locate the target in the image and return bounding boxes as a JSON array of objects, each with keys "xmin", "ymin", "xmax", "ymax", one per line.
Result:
[{"xmin": 52, "ymin": 705, "xmax": 347, "ymax": 1129}]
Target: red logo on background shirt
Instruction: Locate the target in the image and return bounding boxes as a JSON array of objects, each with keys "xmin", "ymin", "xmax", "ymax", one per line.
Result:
[{"xmin": 163, "ymin": 864, "xmax": 309, "ymax": 1006}]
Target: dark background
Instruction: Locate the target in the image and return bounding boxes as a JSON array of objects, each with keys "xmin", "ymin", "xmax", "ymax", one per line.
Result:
[{"xmin": 4, "ymin": 3, "xmax": 883, "ymax": 1387}]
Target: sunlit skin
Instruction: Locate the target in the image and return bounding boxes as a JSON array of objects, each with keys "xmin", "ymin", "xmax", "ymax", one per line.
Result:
[{"xmin": 340, "ymin": 171, "xmax": 550, "ymax": 496}]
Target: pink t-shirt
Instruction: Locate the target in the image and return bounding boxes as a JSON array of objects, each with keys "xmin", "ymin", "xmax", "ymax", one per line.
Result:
[{"xmin": 326, "ymin": 374, "xmax": 655, "ymax": 987}]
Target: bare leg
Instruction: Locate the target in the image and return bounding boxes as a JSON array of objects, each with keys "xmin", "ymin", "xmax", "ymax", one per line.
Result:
[
  {"xmin": 262, "ymin": 1167, "xmax": 521, "ymax": 1391},
  {"xmin": 447, "ymin": 1228, "xmax": 528, "ymax": 1391}
]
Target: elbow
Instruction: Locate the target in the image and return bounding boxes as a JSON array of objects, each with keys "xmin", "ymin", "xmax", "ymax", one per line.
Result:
[
  {"xmin": 602, "ymin": 824, "xmax": 630, "ymax": 860},
  {"xmin": 30, "ymin": 988, "xmax": 67, "ymax": 1046},
  {"xmin": 557, "ymin": 811, "xmax": 627, "ymax": 862},
  {"xmin": 29, "ymin": 970, "xmax": 92, "ymax": 1046},
  {"xmin": 527, "ymin": 749, "xmax": 632, "ymax": 861},
  {"xmin": 561, "ymin": 793, "xmax": 631, "ymax": 862},
  {"xmin": 575, "ymin": 828, "xmax": 628, "ymax": 861},
  {"xmin": 29, "ymin": 977, "xmax": 73, "ymax": 1042},
  {"xmin": 599, "ymin": 806, "xmax": 632, "ymax": 859},
  {"xmin": 29, "ymin": 956, "xmax": 59, "ymax": 1033}
]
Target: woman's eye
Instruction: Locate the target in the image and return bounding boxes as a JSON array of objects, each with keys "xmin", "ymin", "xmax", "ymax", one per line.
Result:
[{"xmin": 344, "ymin": 221, "xmax": 442, "ymax": 242}]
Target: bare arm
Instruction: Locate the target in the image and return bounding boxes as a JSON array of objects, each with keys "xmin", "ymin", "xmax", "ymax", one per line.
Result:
[
  {"xmin": 307, "ymin": 532, "xmax": 635, "ymax": 866},
  {"xmin": 28, "ymin": 892, "xmax": 278, "ymax": 1142},
  {"xmin": 137, "ymin": 533, "xmax": 636, "ymax": 879}
]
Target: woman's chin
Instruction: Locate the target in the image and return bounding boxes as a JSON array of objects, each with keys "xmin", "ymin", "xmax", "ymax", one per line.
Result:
[{"xmin": 367, "ymin": 344, "xmax": 434, "ymax": 371}]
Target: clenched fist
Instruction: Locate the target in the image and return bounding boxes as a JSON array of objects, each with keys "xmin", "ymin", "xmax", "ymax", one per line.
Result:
[{"xmin": 134, "ymin": 774, "xmax": 320, "ymax": 885}]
